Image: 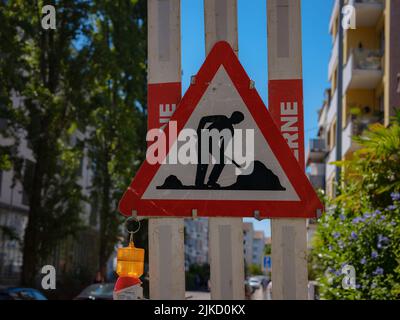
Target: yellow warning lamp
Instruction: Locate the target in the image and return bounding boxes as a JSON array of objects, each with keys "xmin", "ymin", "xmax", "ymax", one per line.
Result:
[{"xmin": 116, "ymin": 217, "xmax": 144, "ymax": 278}]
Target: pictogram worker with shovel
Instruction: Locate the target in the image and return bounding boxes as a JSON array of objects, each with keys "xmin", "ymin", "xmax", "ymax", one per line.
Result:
[{"xmin": 195, "ymin": 111, "xmax": 244, "ymax": 188}]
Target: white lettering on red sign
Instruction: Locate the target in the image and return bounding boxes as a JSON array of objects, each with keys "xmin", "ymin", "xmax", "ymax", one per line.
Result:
[
  {"xmin": 280, "ymin": 102, "xmax": 299, "ymax": 160},
  {"xmin": 159, "ymin": 104, "xmax": 176, "ymax": 129}
]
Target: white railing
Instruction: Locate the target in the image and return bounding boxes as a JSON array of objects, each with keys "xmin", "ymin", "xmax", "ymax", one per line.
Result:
[
  {"xmin": 343, "ymin": 48, "xmax": 383, "ymax": 92},
  {"xmin": 326, "ymin": 146, "xmax": 337, "ymax": 181},
  {"xmin": 309, "ymin": 139, "xmax": 327, "ymax": 153},
  {"xmin": 342, "ymin": 120, "xmax": 353, "ymax": 157}
]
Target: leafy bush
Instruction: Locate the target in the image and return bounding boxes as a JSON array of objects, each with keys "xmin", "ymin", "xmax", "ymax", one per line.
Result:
[
  {"xmin": 311, "ymin": 194, "xmax": 400, "ymax": 299},
  {"xmin": 311, "ymin": 113, "xmax": 400, "ymax": 299}
]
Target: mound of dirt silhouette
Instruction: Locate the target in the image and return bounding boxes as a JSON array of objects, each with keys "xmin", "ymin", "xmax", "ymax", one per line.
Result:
[
  {"xmin": 156, "ymin": 161, "xmax": 285, "ymax": 191},
  {"xmin": 226, "ymin": 161, "xmax": 286, "ymax": 191},
  {"xmin": 157, "ymin": 175, "xmax": 184, "ymax": 189}
]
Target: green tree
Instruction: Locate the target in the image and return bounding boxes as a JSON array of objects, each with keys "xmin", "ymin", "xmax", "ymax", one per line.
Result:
[
  {"xmin": 0, "ymin": 1, "xmax": 91, "ymax": 286},
  {"xmin": 248, "ymin": 264, "xmax": 263, "ymax": 276},
  {"xmin": 84, "ymin": 0, "xmax": 147, "ymax": 278},
  {"xmin": 311, "ymin": 113, "xmax": 400, "ymax": 299}
]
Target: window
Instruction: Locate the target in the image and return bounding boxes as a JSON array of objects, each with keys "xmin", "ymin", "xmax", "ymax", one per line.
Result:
[{"xmin": 397, "ymin": 73, "xmax": 400, "ymax": 94}]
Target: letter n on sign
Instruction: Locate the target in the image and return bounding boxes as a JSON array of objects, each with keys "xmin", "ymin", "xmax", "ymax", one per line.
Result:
[{"xmin": 268, "ymin": 79, "xmax": 305, "ymax": 170}]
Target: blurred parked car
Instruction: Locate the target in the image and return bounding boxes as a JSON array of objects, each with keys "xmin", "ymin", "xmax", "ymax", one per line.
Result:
[
  {"xmin": 248, "ymin": 277, "xmax": 262, "ymax": 290},
  {"xmin": 74, "ymin": 283, "xmax": 114, "ymax": 300},
  {"xmin": 0, "ymin": 287, "xmax": 47, "ymax": 300}
]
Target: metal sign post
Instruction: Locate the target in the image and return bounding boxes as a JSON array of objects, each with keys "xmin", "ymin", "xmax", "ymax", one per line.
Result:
[
  {"xmin": 204, "ymin": 0, "xmax": 244, "ymax": 300},
  {"xmin": 147, "ymin": 0, "xmax": 185, "ymax": 300},
  {"xmin": 267, "ymin": 0, "xmax": 309, "ymax": 300}
]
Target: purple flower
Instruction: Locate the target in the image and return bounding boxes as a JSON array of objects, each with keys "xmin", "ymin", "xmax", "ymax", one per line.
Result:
[
  {"xmin": 387, "ymin": 205, "xmax": 397, "ymax": 211},
  {"xmin": 333, "ymin": 232, "xmax": 340, "ymax": 239},
  {"xmin": 360, "ymin": 257, "xmax": 366, "ymax": 265},
  {"xmin": 371, "ymin": 251, "xmax": 378, "ymax": 259},
  {"xmin": 328, "ymin": 245, "xmax": 333, "ymax": 251},
  {"xmin": 339, "ymin": 214, "xmax": 345, "ymax": 221},
  {"xmin": 356, "ymin": 284, "xmax": 361, "ymax": 289},
  {"xmin": 335, "ymin": 270, "xmax": 341, "ymax": 276},
  {"xmin": 351, "ymin": 232, "xmax": 358, "ymax": 240},
  {"xmin": 352, "ymin": 217, "xmax": 363, "ymax": 224},
  {"xmin": 391, "ymin": 192, "xmax": 400, "ymax": 201},
  {"xmin": 377, "ymin": 235, "xmax": 389, "ymax": 249},
  {"xmin": 373, "ymin": 267, "xmax": 384, "ymax": 275},
  {"xmin": 371, "ymin": 210, "xmax": 381, "ymax": 220},
  {"xmin": 338, "ymin": 240, "xmax": 344, "ymax": 249},
  {"xmin": 378, "ymin": 234, "xmax": 389, "ymax": 243},
  {"xmin": 391, "ymin": 221, "xmax": 397, "ymax": 226},
  {"xmin": 364, "ymin": 212, "xmax": 372, "ymax": 219}
]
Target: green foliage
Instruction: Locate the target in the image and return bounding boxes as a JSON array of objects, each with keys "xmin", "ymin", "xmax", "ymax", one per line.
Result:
[
  {"xmin": 0, "ymin": 0, "xmax": 92, "ymax": 285},
  {"xmin": 311, "ymin": 113, "xmax": 400, "ymax": 299},
  {"xmin": 248, "ymin": 264, "xmax": 263, "ymax": 276},
  {"xmin": 264, "ymin": 244, "xmax": 271, "ymax": 255},
  {"xmin": 335, "ymin": 118, "xmax": 400, "ymax": 208},
  {"xmin": 0, "ymin": 0, "xmax": 148, "ymax": 285},
  {"xmin": 83, "ymin": 0, "xmax": 147, "ymax": 276},
  {"xmin": 186, "ymin": 264, "xmax": 210, "ymax": 291},
  {"xmin": 311, "ymin": 197, "xmax": 400, "ymax": 299}
]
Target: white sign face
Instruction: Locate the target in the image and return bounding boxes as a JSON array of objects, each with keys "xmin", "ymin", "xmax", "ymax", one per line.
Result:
[{"xmin": 142, "ymin": 66, "xmax": 299, "ymax": 202}]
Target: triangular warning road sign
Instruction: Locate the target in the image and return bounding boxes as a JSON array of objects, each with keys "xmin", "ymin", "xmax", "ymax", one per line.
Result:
[{"xmin": 119, "ymin": 41, "xmax": 323, "ymax": 218}]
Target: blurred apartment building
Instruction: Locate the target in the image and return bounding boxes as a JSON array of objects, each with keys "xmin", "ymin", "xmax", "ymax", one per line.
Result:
[
  {"xmin": 184, "ymin": 218, "xmax": 209, "ymax": 269},
  {"xmin": 184, "ymin": 220, "xmax": 268, "ymax": 271},
  {"xmin": 243, "ymin": 222, "xmax": 254, "ymax": 266},
  {"xmin": 306, "ymin": 0, "xmax": 400, "ymax": 197},
  {"xmin": 243, "ymin": 222, "xmax": 267, "ymax": 270},
  {"xmin": 0, "ymin": 94, "xmax": 100, "ymax": 285}
]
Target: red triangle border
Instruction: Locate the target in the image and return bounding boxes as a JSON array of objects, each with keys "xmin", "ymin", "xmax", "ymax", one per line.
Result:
[{"xmin": 119, "ymin": 41, "xmax": 323, "ymax": 218}]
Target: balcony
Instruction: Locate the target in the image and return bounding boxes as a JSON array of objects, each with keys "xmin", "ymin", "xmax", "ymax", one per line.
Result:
[
  {"xmin": 342, "ymin": 119, "xmax": 357, "ymax": 157},
  {"xmin": 310, "ymin": 162, "xmax": 325, "ymax": 176},
  {"xmin": 328, "ymin": 35, "xmax": 339, "ymax": 80},
  {"xmin": 329, "ymin": 0, "xmax": 340, "ymax": 35},
  {"xmin": 327, "ymin": 89, "xmax": 338, "ymax": 126},
  {"xmin": 343, "ymin": 49, "xmax": 383, "ymax": 92},
  {"xmin": 307, "ymin": 162, "xmax": 326, "ymax": 190},
  {"xmin": 318, "ymin": 103, "xmax": 328, "ymax": 129},
  {"xmin": 306, "ymin": 139, "xmax": 327, "ymax": 165},
  {"xmin": 326, "ymin": 146, "xmax": 337, "ymax": 181},
  {"xmin": 307, "ymin": 174, "xmax": 325, "ymax": 191},
  {"xmin": 342, "ymin": 114, "xmax": 383, "ymax": 156},
  {"xmin": 350, "ymin": 0, "xmax": 384, "ymax": 27}
]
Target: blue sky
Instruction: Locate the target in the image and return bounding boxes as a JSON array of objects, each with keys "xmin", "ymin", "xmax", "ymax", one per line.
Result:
[{"xmin": 181, "ymin": 0, "xmax": 333, "ymax": 236}]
